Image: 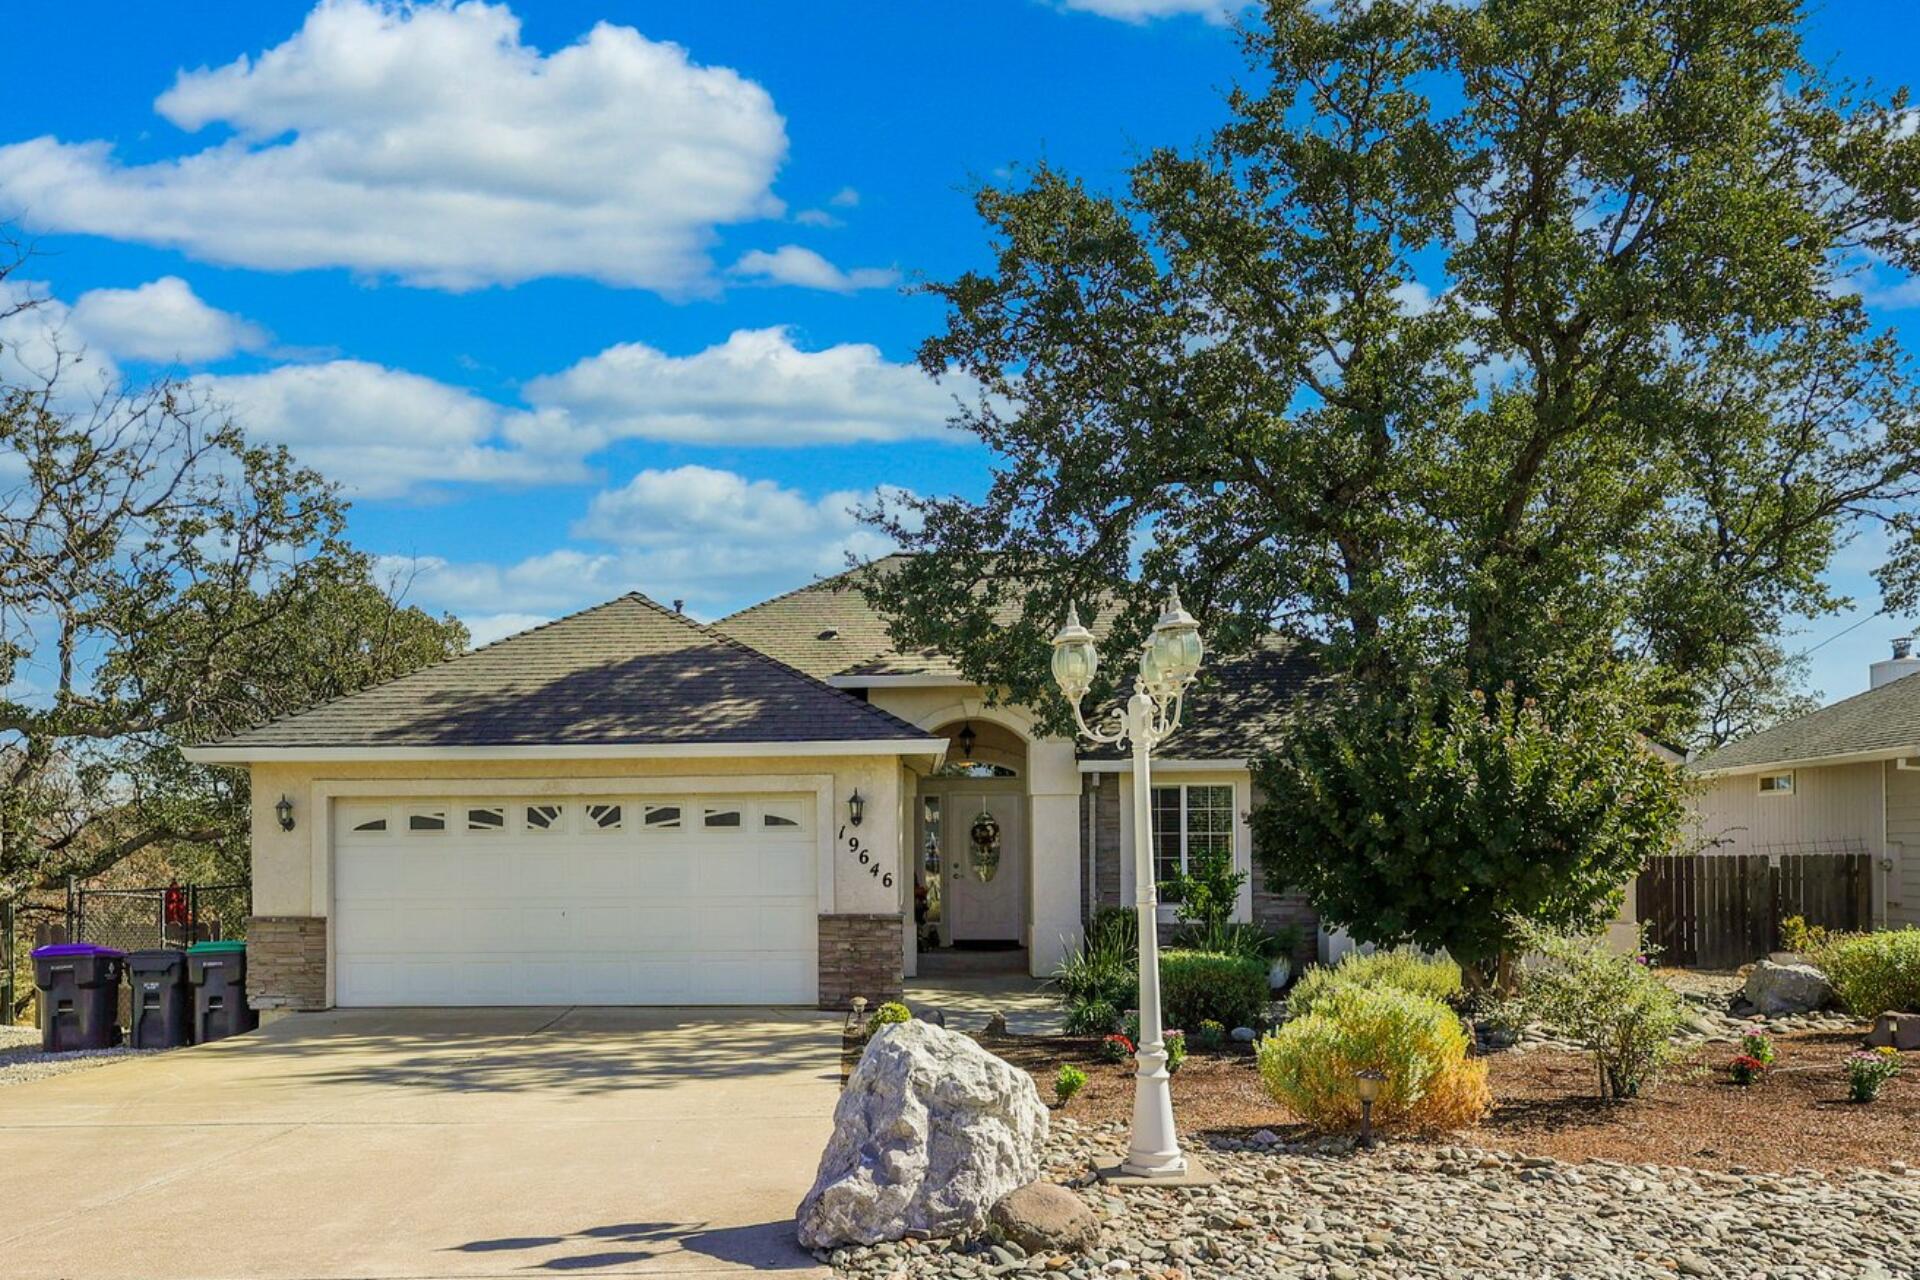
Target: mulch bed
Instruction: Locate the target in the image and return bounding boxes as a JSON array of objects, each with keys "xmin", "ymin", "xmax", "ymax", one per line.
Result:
[{"xmin": 986, "ymin": 1030, "xmax": 1920, "ymax": 1174}]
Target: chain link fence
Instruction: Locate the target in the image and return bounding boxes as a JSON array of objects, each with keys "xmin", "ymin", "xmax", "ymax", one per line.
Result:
[{"xmin": 72, "ymin": 883, "xmax": 251, "ymax": 953}]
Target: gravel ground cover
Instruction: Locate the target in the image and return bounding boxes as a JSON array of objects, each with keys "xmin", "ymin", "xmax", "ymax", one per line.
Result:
[
  {"xmin": 0, "ymin": 1023, "xmax": 163, "ymax": 1087},
  {"xmin": 826, "ymin": 1117, "xmax": 1915, "ymax": 1279}
]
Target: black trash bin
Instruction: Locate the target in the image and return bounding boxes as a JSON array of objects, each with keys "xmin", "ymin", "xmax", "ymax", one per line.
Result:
[
  {"xmin": 127, "ymin": 950, "xmax": 192, "ymax": 1049},
  {"xmin": 31, "ymin": 943, "xmax": 125, "ymax": 1052},
  {"xmin": 187, "ymin": 941, "xmax": 257, "ymax": 1043}
]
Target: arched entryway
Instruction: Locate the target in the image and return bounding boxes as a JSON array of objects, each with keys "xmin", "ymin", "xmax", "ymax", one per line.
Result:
[{"xmin": 914, "ymin": 719, "xmax": 1030, "ymax": 974}]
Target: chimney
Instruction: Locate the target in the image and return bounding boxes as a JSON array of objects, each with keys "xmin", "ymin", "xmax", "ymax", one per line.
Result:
[{"xmin": 1870, "ymin": 636, "xmax": 1920, "ymax": 689}]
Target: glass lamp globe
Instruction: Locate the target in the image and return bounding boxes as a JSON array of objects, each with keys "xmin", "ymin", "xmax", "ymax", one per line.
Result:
[
  {"xmin": 1149, "ymin": 587, "xmax": 1204, "ymax": 688},
  {"xmin": 1050, "ymin": 604, "xmax": 1099, "ymax": 701}
]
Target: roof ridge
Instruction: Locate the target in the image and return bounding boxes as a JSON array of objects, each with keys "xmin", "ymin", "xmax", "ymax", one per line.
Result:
[{"xmin": 715, "ymin": 553, "xmax": 906, "ymax": 624}]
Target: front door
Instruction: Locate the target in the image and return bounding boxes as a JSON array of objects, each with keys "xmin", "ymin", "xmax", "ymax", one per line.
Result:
[{"xmin": 942, "ymin": 786, "xmax": 1025, "ymax": 942}]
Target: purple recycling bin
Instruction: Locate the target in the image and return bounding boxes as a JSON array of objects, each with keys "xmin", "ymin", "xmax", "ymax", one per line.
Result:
[{"xmin": 31, "ymin": 943, "xmax": 125, "ymax": 1052}]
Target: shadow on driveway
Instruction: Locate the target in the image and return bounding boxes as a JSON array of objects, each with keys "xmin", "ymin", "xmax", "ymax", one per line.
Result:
[{"xmin": 454, "ymin": 1219, "xmax": 816, "ymax": 1272}]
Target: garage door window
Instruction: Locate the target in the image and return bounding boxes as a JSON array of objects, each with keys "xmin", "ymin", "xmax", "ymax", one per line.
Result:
[
  {"xmin": 586, "ymin": 802, "xmax": 623, "ymax": 831},
  {"xmin": 407, "ymin": 810, "xmax": 448, "ymax": 833},
  {"xmin": 702, "ymin": 806, "xmax": 743, "ymax": 829},
  {"xmin": 525, "ymin": 804, "xmax": 565, "ymax": 832},
  {"xmin": 643, "ymin": 804, "xmax": 681, "ymax": 829},
  {"xmin": 350, "ymin": 814, "xmax": 388, "ymax": 833},
  {"xmin": 762, "ymin": 801, "xmax": 803, "ymax": 829},
  {"xmin": 466, "ymin": 806, "xmax": 505, "ymax": 832}
]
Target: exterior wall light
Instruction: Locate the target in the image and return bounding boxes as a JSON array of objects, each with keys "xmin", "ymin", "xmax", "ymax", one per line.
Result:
[
  {"xmin": 847, "ymin": 788, "xmax": 865, "ymax": 827},
  {"xmin": 275, "ymin": 794, "xmax": 296, "ymax": 833},
  {"xmin": 957, "ymin": 722, "xmax": 977, "ymax": 762}
]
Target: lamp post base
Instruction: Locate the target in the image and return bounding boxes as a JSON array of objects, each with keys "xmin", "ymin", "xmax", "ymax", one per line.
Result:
[{"xmin": 1093, "ymin": 1154, "xmax": 1218, "ymax": 1187}]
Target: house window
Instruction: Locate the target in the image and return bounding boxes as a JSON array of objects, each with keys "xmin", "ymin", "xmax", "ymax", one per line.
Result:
[
  {"xmin": 407, "ymin": 810, "xmax": 448, "ymax": 833},
  {"xmin": 1899, "ymin": 757, "xmax": 1920, "ymax": 772},
  {"xmin": 525, "ymin": 804, "xmax": 565, "ymax": 831},
  {"xmin": 1149, "ymin": 784, "xmax": 1235, "ymax": 885},
  {"xmin": 1757, "ymin": 772, "xmax": 1795, "ymax": 796},
  {"xmin": 466, "ymin": 807, "xmax": 505, "ymax": 832},
  {"xmin": 585, "ymin": 803, "xmax": 623, "ymax": 831}
]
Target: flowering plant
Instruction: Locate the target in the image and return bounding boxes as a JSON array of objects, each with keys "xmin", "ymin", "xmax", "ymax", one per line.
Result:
[
  {"xmin": 1165, "ymin": 1029, "xmax": 1187, "ymax": 1075},
  {"xmin": 1099, "ymin": 1033, "xmax": 1135, "ymax": 1064},
  {"xmin": 1846, "ymin": 1047, "xmax": 1900, "ymax": 1103},
  {"xmin": 1728, "ymin": 1053, "xmax": 1769, "ymax": 1086},
  {"xmin": 1737, "ymin": 1031, "xmax": 1776, "ymax": 1066}
]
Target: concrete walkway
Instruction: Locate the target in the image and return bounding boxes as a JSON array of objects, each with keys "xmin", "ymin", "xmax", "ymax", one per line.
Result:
[
  {"xmin": 0, "ymin": 1007, "xmax": 839, "ymax": 1278},
  {"xmin": 903, "ymin": 975, "xmax": 1063, "ymax": 1036}
]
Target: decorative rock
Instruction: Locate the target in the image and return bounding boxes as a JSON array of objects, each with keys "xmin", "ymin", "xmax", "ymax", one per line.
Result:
[
  {"xmin": 797, "ymin": 1019, "xmax": 1048, "ymax": 1249},
  {"xmin": 1741, "ymin": 959, "xmax": 1832, "ymax": 1016},
  {"xmin": 1867, "ymin": 1011, "xmax": 1920, "ymax": 1050},
  {"xmin": 1229, "ymin": 1026, "xmax": 1256, "ymax": 1043},
  {"xmin": 984, "ymin": 1010, "xmax": 1010, "ymax": 1036},
  {"xmin": 988, "ymin": 1182, "xmax": 1099, "ymax": 1254}
]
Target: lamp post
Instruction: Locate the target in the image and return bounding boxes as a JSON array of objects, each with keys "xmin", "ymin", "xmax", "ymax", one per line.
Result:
[
  {"xmin": 1051, "ymin": 588, "xmax": 1204, "ymax": 1178},
  {"xmin": 1354, "ymin": 1069, "xmax": 1385, "ymax": 1149}
]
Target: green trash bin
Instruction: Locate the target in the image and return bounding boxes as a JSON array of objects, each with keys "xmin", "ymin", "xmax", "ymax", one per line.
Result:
[{"xmin": 186, "ymin": 941, "xmax": 257, "ymax": 1043}]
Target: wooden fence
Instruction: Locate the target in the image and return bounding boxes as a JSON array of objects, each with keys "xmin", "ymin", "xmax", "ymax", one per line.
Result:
[{"xmin": 1636, "ymin": 853, "xmax": 1872, "ymax": 969}]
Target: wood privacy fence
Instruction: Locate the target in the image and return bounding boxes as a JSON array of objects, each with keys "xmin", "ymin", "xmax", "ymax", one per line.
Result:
[{"xmin": 1636, "ymin": 853, "xmax": 1873, "ymax": 969}]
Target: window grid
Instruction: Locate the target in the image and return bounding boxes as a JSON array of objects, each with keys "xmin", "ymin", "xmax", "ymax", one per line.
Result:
[{"xmin": 1149, "ymin": 784, "xmax": 1235, "ymax": 885}]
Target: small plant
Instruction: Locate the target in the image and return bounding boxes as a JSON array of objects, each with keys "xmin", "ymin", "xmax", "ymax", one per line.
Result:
[
  {"xmin": 1054, "ymin": 1063, "xmax": 1088, "ymax": 1104},
  {"xmin": 1165, "ymin": 1029, "xmax": 1187, "ymax": 1074},
  {"xmin": 1193, "ymin": 1019, "xmax": 1227, "ymax": 1051},
  {"xmin": 1728, "ymin": 1054, "xmax": 1769, "ymax": 1087},
  {"xmin": 1286, "ymin": 950, "xmax": 1464, "ymax": 1020},
  {"xmin": 1845, "ymin": 1047, "xmax": 1901, "ymax": 1103},
  {"xmin": 866, "ymin": 1001, "xmax": 911, "ymax": 1037},
  {"xmin": 1779, "ymin": 914, "xmax": 1832, "ymax": 955},
  {"xmin": 1737, "ymin": 1030, "xmax": 1776, "ymax": 1067},
  {"xmin": 1063, "ymin": 998, "xmax": 1122, "ymax": 1036},
  {"xmin": 1507, "ymin": 920, "xmax": 1682, "ymax": 1100},
  {"xmin": 1053, "ymin": 928, "xmax": 1138, "ymax": 1013},
  {"xmin": 1099, "ymin": 1033, "xmax": 1135, "ymax": 1063}
]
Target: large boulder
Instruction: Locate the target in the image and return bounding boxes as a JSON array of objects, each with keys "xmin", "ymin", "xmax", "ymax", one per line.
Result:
[
  {"xmin": 1743, "ymin": 959, "xmax": 1833, "ymax": 1016},
  {"xmin": 796, "ymin": 1018, "xmax": 1048, "ymax": 1249},
  {"xmin": 989, "ymin": 1182, "xmax": 1099, "ymax": 1254}
]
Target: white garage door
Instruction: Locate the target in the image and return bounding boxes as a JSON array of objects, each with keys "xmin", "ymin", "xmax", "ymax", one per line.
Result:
[{"xmin": 331, "ymin": 793, "xmax": 818, "ymax": 1006}]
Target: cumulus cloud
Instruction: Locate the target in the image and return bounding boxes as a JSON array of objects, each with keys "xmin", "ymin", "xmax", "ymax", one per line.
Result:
[
  {"xmin": 730, "ymin": 245, "xmax": 899, "ymax": 293},
  {"xmin": 382, "ymin": 466, "xmax": 908, "ymax": 619},
  {"xmin": 1057, "ymin": 0, "xmax": 1247, "ymax": 21},
  {"xmin": 69, "ymin": 277, "xmax": 267, "ymax": 363},
  {"xmin": 0, "ymin": 0, "xmax": 788, "ymax": 292},
  {"xmin": 0, "ymin": 280, "xmax": 119, "ymax": 400},
  {"xmin": 194, "ymin": 359, "xmax": 586, "ymax": 498},
  {"xmin": 513, "ymin": 326, "xmax": 965, "ymax": 450}
]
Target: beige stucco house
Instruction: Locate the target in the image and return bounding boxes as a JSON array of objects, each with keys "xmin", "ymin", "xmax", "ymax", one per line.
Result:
[
  {"xmin": 1686, "ymin": 638, "xmax": 1920, "ymax": 930},
  {"xmin": 185, "ymin": 559, "xmax": 1319, "ymax": 1014}
]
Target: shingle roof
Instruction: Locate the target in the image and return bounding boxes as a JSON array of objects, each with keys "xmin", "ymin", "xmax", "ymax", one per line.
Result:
[
  {"xmin": 716, "ymin": 558, "xmax": 1322, "ymax": 762},
  {"xmin": 1692, "ymin": 672, "xmax": 1920, "ymax": 774},
  {"xmin": 197, "ymin": 592, "xmax": 933, "ymax": 753}
]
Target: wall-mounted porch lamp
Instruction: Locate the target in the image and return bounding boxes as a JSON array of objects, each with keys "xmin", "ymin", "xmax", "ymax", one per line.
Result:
[
  {"xmin": 847, "ymin": 788, "xmax": 865, "ymax": 827},
  {"xmin": 275, "ymin": 795, "xmax": 296, "ymax": 832}
]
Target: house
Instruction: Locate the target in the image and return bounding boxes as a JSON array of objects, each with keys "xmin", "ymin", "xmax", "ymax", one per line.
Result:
[
  {"xmin": 184, "ymin": 558, "xmax": 1320, "ymax": 1014},
  {"xmin": 1685, "ymin": 638, "xmax": 1920, "ymax": 931}
]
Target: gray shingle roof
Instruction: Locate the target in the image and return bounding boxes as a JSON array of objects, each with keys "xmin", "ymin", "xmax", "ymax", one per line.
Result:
[
  {"xmin": 1079, "ymin": 636, "xmax": 1325, "ymax": 761},
  {"xmin": 715, "ymin": 556, "xmax": 962, "ymax": 681},
  {"xmin": 1693, "ymin": 672, "xmax": 1920, "ymax": 774},
  {"xmin": 198, "ymin": 593, "xmax": 932, "ymax": 752}
]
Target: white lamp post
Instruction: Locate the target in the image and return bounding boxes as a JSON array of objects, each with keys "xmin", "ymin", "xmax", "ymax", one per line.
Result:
[{"xmin": 1051, "ymin": 587, "xmax": 1204, "ymax": 1178}]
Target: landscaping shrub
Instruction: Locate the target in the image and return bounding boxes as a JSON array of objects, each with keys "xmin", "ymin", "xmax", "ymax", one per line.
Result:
[
  {"xmin": 1286, "ymin": 949, "xmax": 1464, "ymax": 1020},
  {"xmin": 1810, "ymin": 928, "xmax": 1920, "ymax": 1016},
  {"xmin": 1738, "ymin": 1031, "xmax": 1776, "ymax": 1067},
  {"xmin": 1508, "ymin": 920, "xmax": 1682, "ymax": 1100},
  {"xmin": 1063, "ymin": 998, "xmax": 1122, "ymax": 1036},
  {"xmin": 1846, "ymin": 1047, "xmax": 1900, "ymax": 1102},
  {"xmin": 1087, "ymin": 906, "xmax": 1139, "ymax": 955},
  {"xmin": 1159, "ymin": 949, "xmax": 1270, "ymax": 1029},
  {"xmin": 1193, "ymin": 1019, "xmax": 1226, "ymax": 1051},
  {"xmin": 866, "ymin": 1001, "xmax": 911, "ymax": 1037},
  {"xmin": 1054, "ymin": 1064, "xmax": 1088, "ymax": 1104},
  {"xmin": 1779, "ymin": 914, "xmax": 1833, "ymax": 955},
  {"xmin": 1165, "ymin": 1029, "xmax": 1187, "ymax": 1074},
  {"xmin": 1054, "ymin": 926, "xmax": 1138, "ymax": 1015},
  {"xmin": 1099, "ymin": 1033, "xmax": 1134, "ymax": 1063},
  {"xmin": 1254, "ymin": 985, "xmax": 1491, "ymax": 1133}
]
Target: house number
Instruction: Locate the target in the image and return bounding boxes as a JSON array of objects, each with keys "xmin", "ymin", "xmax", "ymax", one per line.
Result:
[{"xmin": 840, "ymin": 825, "xmax": 893, "ymax": 888}]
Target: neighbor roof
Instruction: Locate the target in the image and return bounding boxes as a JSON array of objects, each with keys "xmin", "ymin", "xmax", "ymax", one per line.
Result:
[
  {"xmin": 187, "ymin": 593, "xmax": 939, "ymax": 759},
  {"xmin": 1693, "ymin": 672, "xmax": 1920, "ymax": 775}
]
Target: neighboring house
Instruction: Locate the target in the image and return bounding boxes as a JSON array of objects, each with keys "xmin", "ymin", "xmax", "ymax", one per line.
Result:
[
  {"xmin": 185, "ymin": 558, "xmax": 1321, "ymax": 1015},
  {"xmin": 1686, "ymin": 638, "xmax": 1920, "ymax": 931}
]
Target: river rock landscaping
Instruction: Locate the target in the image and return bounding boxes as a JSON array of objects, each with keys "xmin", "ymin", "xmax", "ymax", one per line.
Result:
[{"xmin": 822, "ymin": 1116, "xmax": 1915, "ymax": 1280}]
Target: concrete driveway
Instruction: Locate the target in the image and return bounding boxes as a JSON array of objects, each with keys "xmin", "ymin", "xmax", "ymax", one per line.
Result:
[{"xmin": 0, "ymin": 1008, "xmax": 840, "ymax": 1278}]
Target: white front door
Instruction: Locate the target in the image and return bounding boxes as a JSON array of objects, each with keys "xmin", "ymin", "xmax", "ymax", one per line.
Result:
[
  {"xmin": 330, "ymin": 792, "xmax": 818, "ymax": 1006},
  {"xmin": 943, "ymin": 787, "xmax": 1025, "ymax": 942}
]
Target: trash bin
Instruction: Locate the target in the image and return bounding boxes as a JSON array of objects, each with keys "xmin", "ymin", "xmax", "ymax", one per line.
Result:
[
  {"xmin": 127, "ymin": 950, "xmax": 192, "ymax": 1049},
  {"xmin": 186, "ymin": 940, "xmax": 257, "ymax": 1043},
  {"xmin": 31, "ymin": 943, "xmax": 125, "ymax": 1052}
]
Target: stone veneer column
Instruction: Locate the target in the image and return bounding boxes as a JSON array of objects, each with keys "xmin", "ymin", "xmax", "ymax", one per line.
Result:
[
  {"xmin": 817, "ymin": 913, "xmax": 903, "ymax": 1010},
  {"xmin": 245, "ymin": 916, "xmax": 329, "ymax": 1012}
]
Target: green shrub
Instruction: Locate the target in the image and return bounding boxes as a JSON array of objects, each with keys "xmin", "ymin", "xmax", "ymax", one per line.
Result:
[
  {"xmin": 1054, "ymin": 1063, "xmax": 1088, "ymax": 1103},
  {"xmin": 1159, "ymin": 950, "xmax": 1270, "ymax": 1029},
  {"xmin": 1161, "ymin": 845, "xmax": 1247, "ymax": 934},
  {"xmin": 1286, "ymin": 949, "xmax": 1464, "ymax": 1019},
  {"xmin": 1255, "ymin": 986, "xmax": 1491, "ymax": 1133},
  {"xmin": 867, "ymin": 1001, "xmax": 912, "ymax": 1036},
  {"xmin": 1509, "ymin": 920, "xmax": 1682, "ymax": 1100},
  {"xmin": 1846, "ymin": 1047, "xmax": 1900, "ymax": 1102},
  {"xmin": 1165, "ymin": 1029, "xmax": 1187, "ymax": 1074},
  {"xmin": 1087, "ymin": 906, "xmax": 1139, "ymax": 955},
  {"xmin": 1193, "ymin": 1019, "xmax": 1227, "ymax": 1051},
  {"xmin": 1810, "ymin": 928, "xmax": 1920, "ymax": 1016},
  {"xmin": 1053, "ymin": 927, "xmax": 1137, "ymax": 1011},
  {"xmin": 1174, "ymin": 919, "xmax": 1294, "ymax": 963},
  {"xmin": 1063, "ymin": 998, "xmax": 1122, "ymax": 1036}
]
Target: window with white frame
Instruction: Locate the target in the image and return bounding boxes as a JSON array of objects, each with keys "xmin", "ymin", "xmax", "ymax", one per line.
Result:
[
  {"xmin": 1149, "ymin": 783, "xmax": 1235, "ymax": 886},
  {"xmin": 1757, "ymin": 772, "xmax": 1795, "ymax": 796}
]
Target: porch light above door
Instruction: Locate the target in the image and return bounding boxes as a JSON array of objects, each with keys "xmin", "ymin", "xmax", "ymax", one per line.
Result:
[{"xmin": 957, "ymin": 722, "xmax": 977, "ymax": 762}]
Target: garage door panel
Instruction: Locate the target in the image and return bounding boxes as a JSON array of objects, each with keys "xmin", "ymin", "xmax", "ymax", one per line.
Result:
[{"xmin": 334, "ymin": 792, "xmax": 822, "ymax": 1006}]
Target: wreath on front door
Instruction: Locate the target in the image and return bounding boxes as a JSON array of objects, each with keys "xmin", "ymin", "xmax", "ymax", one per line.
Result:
[{"xmin": 969, "ymin": 810, "xmax": 1001, "ymax": 883}]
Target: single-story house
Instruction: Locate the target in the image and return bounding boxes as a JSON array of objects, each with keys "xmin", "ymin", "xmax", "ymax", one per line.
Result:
[
  {"xmin": 1685, "ymin": 638, "xmax": 1920, "ymax": 931},
  {"xmin": 185, "ymin": 558, "xmax": 1321, "ymax": 1014}
]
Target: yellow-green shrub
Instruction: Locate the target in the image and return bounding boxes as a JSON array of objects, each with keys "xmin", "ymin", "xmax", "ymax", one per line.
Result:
[
  {"xmin": 1812, "ymin": 928, "xmax": 1920, "ymax": 1016},
  {"xmin": 1285, "ymin": 949, "xmax": 1463, "ymax": 1019},
  {"xmin": 1255, "ymin": 986, "xmax": 1490, "ymax": 1133}
]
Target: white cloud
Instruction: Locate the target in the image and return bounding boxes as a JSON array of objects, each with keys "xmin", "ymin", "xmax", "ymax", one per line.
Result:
[
  {"xmin": 460, "ymin": 611, "xmax": 554, "ymax": 647},
  {"xmin": 793, "ymin": 209, "xmax": 841, "ymax": 228},
  {"xmin": 514, "ymin": 326, "xmax": 965, "ymax": 449},
  {"xmin": 382, "ymin": 466, "xmax": 907, "ymax": 618},
  {"xmin": 1057, "ymin": 0, "xmax": 1247, "ymax": 21},
  {"xmin": 194, "ymin": 359, "xmax": 585, "ymax": 498},
  {"xmin": 730, "ymin": 246, "xmax": 899, "ymax": 293},
  {"xmin": 69, "ymin": 277, "xmax": 267, "ymax": 363},
  {"xmin": 0, "ymin": 280, "xmax": 119, "ymax": 400},
  {"xmin": 0, "ymin": 0, "xmax": 787, "ymax": 292},
  {"xmin": 828, "ymin": 187, "xmax": 860, "ymax": 208}
]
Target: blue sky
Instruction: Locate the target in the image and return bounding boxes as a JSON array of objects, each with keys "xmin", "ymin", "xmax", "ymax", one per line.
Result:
[{"xmin": 2, "ymin": 0, "xmax": 1916, "ymax": 705}]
